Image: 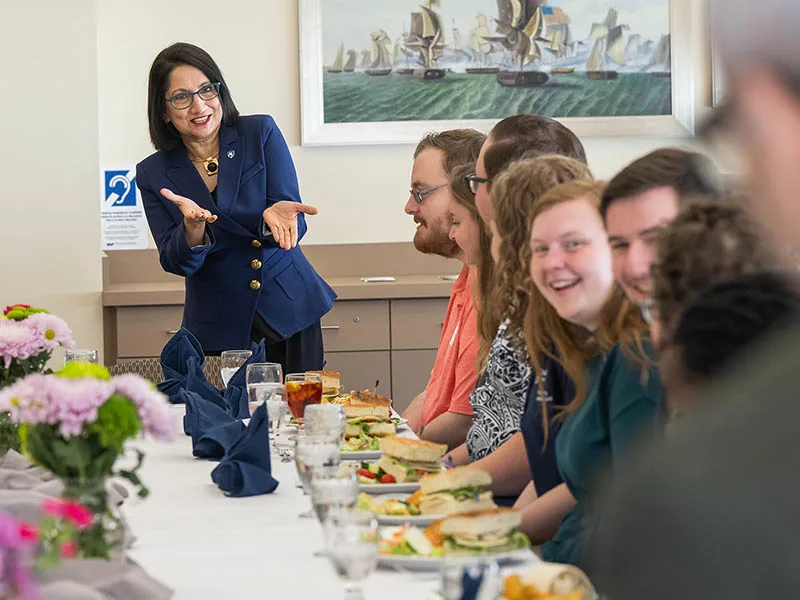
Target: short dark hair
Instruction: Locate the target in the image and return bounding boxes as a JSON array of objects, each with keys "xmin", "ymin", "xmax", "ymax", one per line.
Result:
[
  {"xmin": 484, "ymin": 114, "xmax": 587, "ymax": 182},
  {"xmin": 414, "ymin": 129, "xmax": 487, "ymax": 178},
  {"xmin": 147, "ymin": 43, "xmax": 240, "ymax": 151},
  {"xmin": 672, "ymin": 271, "xmax": 800, "ymax": 384},
  {"xmin": 600, "ymin": 148, "xmax": 724, "ymax": 218}
]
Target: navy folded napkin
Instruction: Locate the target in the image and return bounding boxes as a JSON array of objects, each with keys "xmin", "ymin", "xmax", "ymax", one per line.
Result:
[
  {"xmin": 181, "ymin": 388, "xmax": 232, "ymax": 439},
  {"xmin": 186, "ymin": 357, "xmax": 226, "ymax": 409},
  {"xmin": 156, "ymin": 328, "xmax": 205, "ymax": 402},
  {"xmin": 195, "ymin": 420, "xmax": 247, "ymax": 460},
  {"xmin": 210, "ymin": 402, "xmax": 278, "ymax": 497},
  {"xmin": 223, "ymin": 340, "xmax": 266, "ymax": 419},
  {"xmin": 459, "ymin": 567, "xmax": 485, "ymax": 600}
]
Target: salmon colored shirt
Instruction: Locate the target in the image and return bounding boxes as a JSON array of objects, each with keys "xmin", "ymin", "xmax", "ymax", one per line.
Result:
[{"xmin": 419, "ymin": 265, "xmax": 479, "ymax": 429}]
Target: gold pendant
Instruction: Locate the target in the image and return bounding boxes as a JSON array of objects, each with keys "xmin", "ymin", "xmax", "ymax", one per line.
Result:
[{"xmin": 203, "ymin": 157, "xmax": 219, "ymax": 176}]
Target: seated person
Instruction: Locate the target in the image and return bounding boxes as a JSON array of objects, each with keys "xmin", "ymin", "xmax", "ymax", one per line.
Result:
[
  {"xmin": 401, "ymin": 129, "xmax": 486, "ymax": 449},
  {"xmin": 514, "ymin": 176, "xmax": 662, "ymax": 568}
]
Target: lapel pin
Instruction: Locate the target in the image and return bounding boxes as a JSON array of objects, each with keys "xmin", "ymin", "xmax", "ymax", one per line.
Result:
[{"xmin": 227, "ymin": 150, "xmax": 235, "ymax": 159}]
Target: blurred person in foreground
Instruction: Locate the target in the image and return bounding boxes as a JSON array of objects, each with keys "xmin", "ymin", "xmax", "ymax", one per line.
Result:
[{"xmin": 589, "ymin": 1, "xmax": 800, "ymax": 597}]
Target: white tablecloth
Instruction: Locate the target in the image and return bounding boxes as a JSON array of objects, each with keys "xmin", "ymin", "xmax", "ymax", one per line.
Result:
[{"xmin": 124, "ymin": 406, "xmax": 536, "ymax": 599}]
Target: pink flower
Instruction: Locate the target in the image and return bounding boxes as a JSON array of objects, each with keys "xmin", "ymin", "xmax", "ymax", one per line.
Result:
[
  {"xmin": 42, "ymin": 498, "xmax": 63, "ymax": 518},
  {"xmin": 112, "ymin": 374, "xmax": 177, "ymax": 441},
  {"xmin": 61, "ymin": 501, "xmax": 93, "ymax": 530},
  {"xmin": 18, "ymin": 522, "xmax": 38, "ymax": 543},
  {"xmin": 0, "ymin": 320, "xmax": 41, "ymax": 363},
  {"xmin": 23, "ymin": 313, "xmax": 75, "ymax": 350},
  {"xmin": 59, "ymin": 541, "xmax": 77, "ymax": 559}
]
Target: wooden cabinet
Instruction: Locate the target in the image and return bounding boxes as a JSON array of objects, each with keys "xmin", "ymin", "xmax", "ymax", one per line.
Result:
[
  {"xmin": 116, "ymin": 306, "xmax": 183, "ymax": 358},
  {"xmin": 390, "ymin": 349, "xmax": 438, "ymax": 414},
  {"xmin": 390, "ymin": 299, "xmax": 448, "ymax": 350},
  {"xmin": 321, "ymin": 300, "xmax": 390, "ymax": 351}
]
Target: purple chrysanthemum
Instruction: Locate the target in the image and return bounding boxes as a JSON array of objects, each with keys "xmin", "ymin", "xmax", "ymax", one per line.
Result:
[
  {"xmin": 22, "ymin": 313, "xmax": 75, "ymax": 351},
  {"xmin": 111, "ymin": 374, "xmax": 176, "ymax": 441}
]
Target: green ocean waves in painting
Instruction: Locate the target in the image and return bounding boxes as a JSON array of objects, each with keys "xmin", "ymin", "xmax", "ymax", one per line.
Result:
[{"xmin": 323, "ymin": 72, "xmax": 671, "ymax": 123}]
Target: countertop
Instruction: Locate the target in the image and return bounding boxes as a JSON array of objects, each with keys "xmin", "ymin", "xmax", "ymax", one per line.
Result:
[{"xmin": 102, "ymin": 274, "xmax": 458, "ymax": 306}]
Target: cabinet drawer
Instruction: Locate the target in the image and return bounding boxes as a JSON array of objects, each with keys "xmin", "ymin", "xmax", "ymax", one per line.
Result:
[
  {"xmin": 390, "ymin": 349, "xmax": 438, "ymax": 414},
  {"xmin": 390, "ymin": 299, "xmax": 449, "ymax": 350},
  {"xmin": 321, "ymin": 300, "xmax": 390, "ymax": 352},
  {"xmin": 323, "ymin": 351, "xmax": 392, "ymax": 398},
  {"xmin": 116, "ymin": 306, "xmax": 183, "ymax": 358}
]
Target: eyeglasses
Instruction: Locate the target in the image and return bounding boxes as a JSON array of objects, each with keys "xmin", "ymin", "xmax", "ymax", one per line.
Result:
[
  {"xmin": 166, "ymin": 82, "xmax": 221, "ymax": 110},
  {"xmin": 409, "ymin": 183, "xmax": 448, "ymax": 204},
  {"xmin": 465, "ymin": 174, "xmax": 490, "ymax": 195}
]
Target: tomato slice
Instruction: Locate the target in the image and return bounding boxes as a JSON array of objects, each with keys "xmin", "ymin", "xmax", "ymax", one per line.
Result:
[
  {"xmin": 358, "ymin": 468, "xmax": 376, "ymax": 479},
  {"xmin": 380, "ymin": 474, "xmax": 396, "ymax": 484}
]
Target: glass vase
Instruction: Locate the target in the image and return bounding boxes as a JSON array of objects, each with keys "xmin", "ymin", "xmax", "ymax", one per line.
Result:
[{"xmin": 60, "ymin": 477, "xmax": 126, "ymax": 561}]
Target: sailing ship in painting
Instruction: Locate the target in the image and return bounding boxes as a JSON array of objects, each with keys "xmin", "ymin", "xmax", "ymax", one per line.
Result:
[{"xmin": 323, "ymin": 1, "xmax": 671, "ymax": 85}]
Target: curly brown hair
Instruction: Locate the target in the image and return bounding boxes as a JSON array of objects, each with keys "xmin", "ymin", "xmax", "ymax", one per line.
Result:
[
  {"xmin": 482, "ymin": 156, "xmax": 594, "ymax": 370},
  {"xmin": 652, "ymin": 196, "xmax": 779, "ymax": 339}
]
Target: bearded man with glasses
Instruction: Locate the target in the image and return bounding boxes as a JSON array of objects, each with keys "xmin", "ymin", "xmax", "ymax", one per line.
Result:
[
  {"xmin": 401, "ymin": 129, "xmax": 486, "ymax": 448},
  {"xmin": 136, "ymin": 42, "xmax": 336, "ymax": 374}
]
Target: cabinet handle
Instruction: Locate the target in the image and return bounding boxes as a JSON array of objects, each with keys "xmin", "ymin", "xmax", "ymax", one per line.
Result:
[
  {"xmin": 439, "ymin": 275, "xmax": 459, "ymax": 281},
  {"xmin": 165, "ymin": 329, "xmax": 179, "ymax": 334},
  {"xmin": 321, "ymin": 325, "xmax": 341, "ymax": 331}
]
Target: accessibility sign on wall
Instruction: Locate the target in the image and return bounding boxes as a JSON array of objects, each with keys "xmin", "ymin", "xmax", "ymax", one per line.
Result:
[{"xmin": 101, "ymin": 168, "xmax": 151, "ymax": 250}]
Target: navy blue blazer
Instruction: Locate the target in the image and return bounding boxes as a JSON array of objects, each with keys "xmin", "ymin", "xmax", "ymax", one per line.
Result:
[{"xmin": 136, "ymin": 114, "xmax": 336, "ymax": 353}]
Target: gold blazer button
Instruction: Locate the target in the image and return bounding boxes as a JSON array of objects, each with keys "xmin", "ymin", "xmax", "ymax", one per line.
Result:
[
  {"xmin": 251, "ymin": 259, "xmax": 263, "ymax": 270},
  {"xmin": 249, "ymin": 280, "xmax": 262, "ymax": 291},
  {"xmin": 251, "ymin": 240, "xmax": 262, "ymax": 248}
]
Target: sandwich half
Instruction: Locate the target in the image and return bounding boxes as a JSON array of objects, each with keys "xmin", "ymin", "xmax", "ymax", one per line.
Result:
[
  {"xmin": 376, "ymin": 436, "xmax": 447, "ymax": 483},
  {"xmin": 344, "ymin": 403, "xmax": 396, "ymax": 438},
  {"xmin": 438, "ymin": 508, "xmax": 530, "ymax": 554},
  {"xmin": 418, "ymin": 467, "xmax": 496, "ymax": 515},
  {"xmin": 348, "ymin": 389, "xmax": 393, "ymax": 408}
]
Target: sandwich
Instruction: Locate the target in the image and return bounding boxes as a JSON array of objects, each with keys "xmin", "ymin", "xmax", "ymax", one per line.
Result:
[
  {"xmin": 348, "ymin": 389, "xmax": 393, "ymax": 408},
  {"xmin": 417, "ymin": 467, "xmax": 497, "ymax": 515},
  {"xmin": 438, "ymin": 508, "xmax": 530, "ymax": 554},
  {"xmin": 307, "ymin": 370, "xmax": 341, "ymax": 397},
  {"xmin": 344, "ymin": 403, "xmax": 396, "ymax": 439},
  {"xmin": 376, "ymin": 436, "xmax": 447, "ymax": 483}
]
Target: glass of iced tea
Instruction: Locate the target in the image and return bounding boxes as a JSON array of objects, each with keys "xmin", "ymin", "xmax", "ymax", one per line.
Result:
[{"xmin": 285, "ymin": 373, "xmax": 323, "ymax": 427}]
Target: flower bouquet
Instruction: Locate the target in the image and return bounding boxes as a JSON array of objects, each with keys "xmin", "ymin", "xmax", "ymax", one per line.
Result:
[
  {"xmin": 0, "ymin": 304, "xmax": 75, "ymax": 455},
  {"xmin": 0, "ymin": 362, "xmax": 175, "ymax": 560}
]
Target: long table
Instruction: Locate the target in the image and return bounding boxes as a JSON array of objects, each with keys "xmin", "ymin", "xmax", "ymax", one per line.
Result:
[{"xmin": 124, "ymin": 406, "xmax": 535, "ymax": 599}]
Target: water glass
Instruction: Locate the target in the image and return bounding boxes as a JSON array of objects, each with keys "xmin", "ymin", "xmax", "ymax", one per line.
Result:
[
  {"xmin": 326, "ymin": 508, "xmax": 380, "ymax": 600},
  {"xmin": 440, "ymin": 556, "xmax": 501, "ymax": 600},
  {"xmin": 64, "ymin": 349, "xmax": 98, "ymax": 364},
  {"xmin": 220, "ymin": 349, "xmax": 252, "ymax": 387},
  {"xmin": 311, "ymin": 465, "xmax": 359, "ymax": 527},
  {"xmin": 294, "ymin": 434, "xmax": 340, "ymax": 518},
  {"xmin": 304, "ymin": 404, "xmax": 346, "ymax": 445},
  {"xmin": 245, "ymin": 362, "xmax": 283, "ymax": 417}
]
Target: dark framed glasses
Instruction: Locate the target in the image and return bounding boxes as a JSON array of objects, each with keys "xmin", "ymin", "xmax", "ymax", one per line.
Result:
[
  {"xmin": 465, "ymin": 174, "xmax": 490, "ymax": 195},
  {"xmin": 409, "ymin": 183, "xmax": 448, "ymax": 204},
  {"xmin": 166, "ymin": 82, "xmax": 221, "ymax": 110}
]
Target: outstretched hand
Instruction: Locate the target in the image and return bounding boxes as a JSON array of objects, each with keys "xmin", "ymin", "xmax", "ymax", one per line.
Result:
[
  {"xmin": 262, "ymin": 201, "xmax": 319, "ymax": 250},
  {"xmin": 161, "ymin": 188, "xmax": 218, "ymax": 225}
]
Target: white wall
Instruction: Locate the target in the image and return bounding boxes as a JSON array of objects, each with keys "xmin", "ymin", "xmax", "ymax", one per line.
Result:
[
  {"xmin": 0, "ymin": 0, "xmax": 716, "ymax": 361},
  {"xmin": 0, "ymin": 0, "xmax": 103, "ymax": 360},
  {"xmin": 97, "ymin": 0, "xmax": 716, "ymax": 247}
]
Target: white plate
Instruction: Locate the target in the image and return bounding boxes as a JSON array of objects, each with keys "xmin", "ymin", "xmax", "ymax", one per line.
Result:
[
  {"xmin": 366, "ymin": 493, "xmax": 443, "ymax": 526},
  {"xmin": 378, "ymin": 548, "xmax": 535, "ymax": 571},
  {"xmin": 340, "ymin": 450, "xmax": 383, "ymax": 461},
  {"xmin": 360, "ymin": 481, "xmax": 421, "ymax": 494}
]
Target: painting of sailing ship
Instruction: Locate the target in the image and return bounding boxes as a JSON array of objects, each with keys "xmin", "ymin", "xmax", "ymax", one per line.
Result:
[{"xmin": 312, "ymin": 0, "xmax": 672, "ymax": 126}]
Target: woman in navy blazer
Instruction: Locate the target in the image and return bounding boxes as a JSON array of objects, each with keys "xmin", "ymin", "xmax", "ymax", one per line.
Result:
[{"xmin": 137, "ymin": 42, "xmax": 336, "ymax": 372}]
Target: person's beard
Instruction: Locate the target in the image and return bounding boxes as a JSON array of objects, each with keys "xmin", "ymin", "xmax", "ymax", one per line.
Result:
[{"xmin": 413, "ymin": 216, "xmax": 460, "ymax": 258}]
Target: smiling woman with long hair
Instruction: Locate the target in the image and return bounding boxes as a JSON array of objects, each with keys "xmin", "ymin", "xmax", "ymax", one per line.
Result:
[{"xmin": 511, "ymin": 175, "xmax": 661, "ymax": 569}]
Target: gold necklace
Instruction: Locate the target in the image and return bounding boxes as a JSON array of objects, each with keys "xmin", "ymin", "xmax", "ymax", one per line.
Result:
[{"xmin": 189, "ymin": 154, "xmax": 219, "ymax": 176}]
